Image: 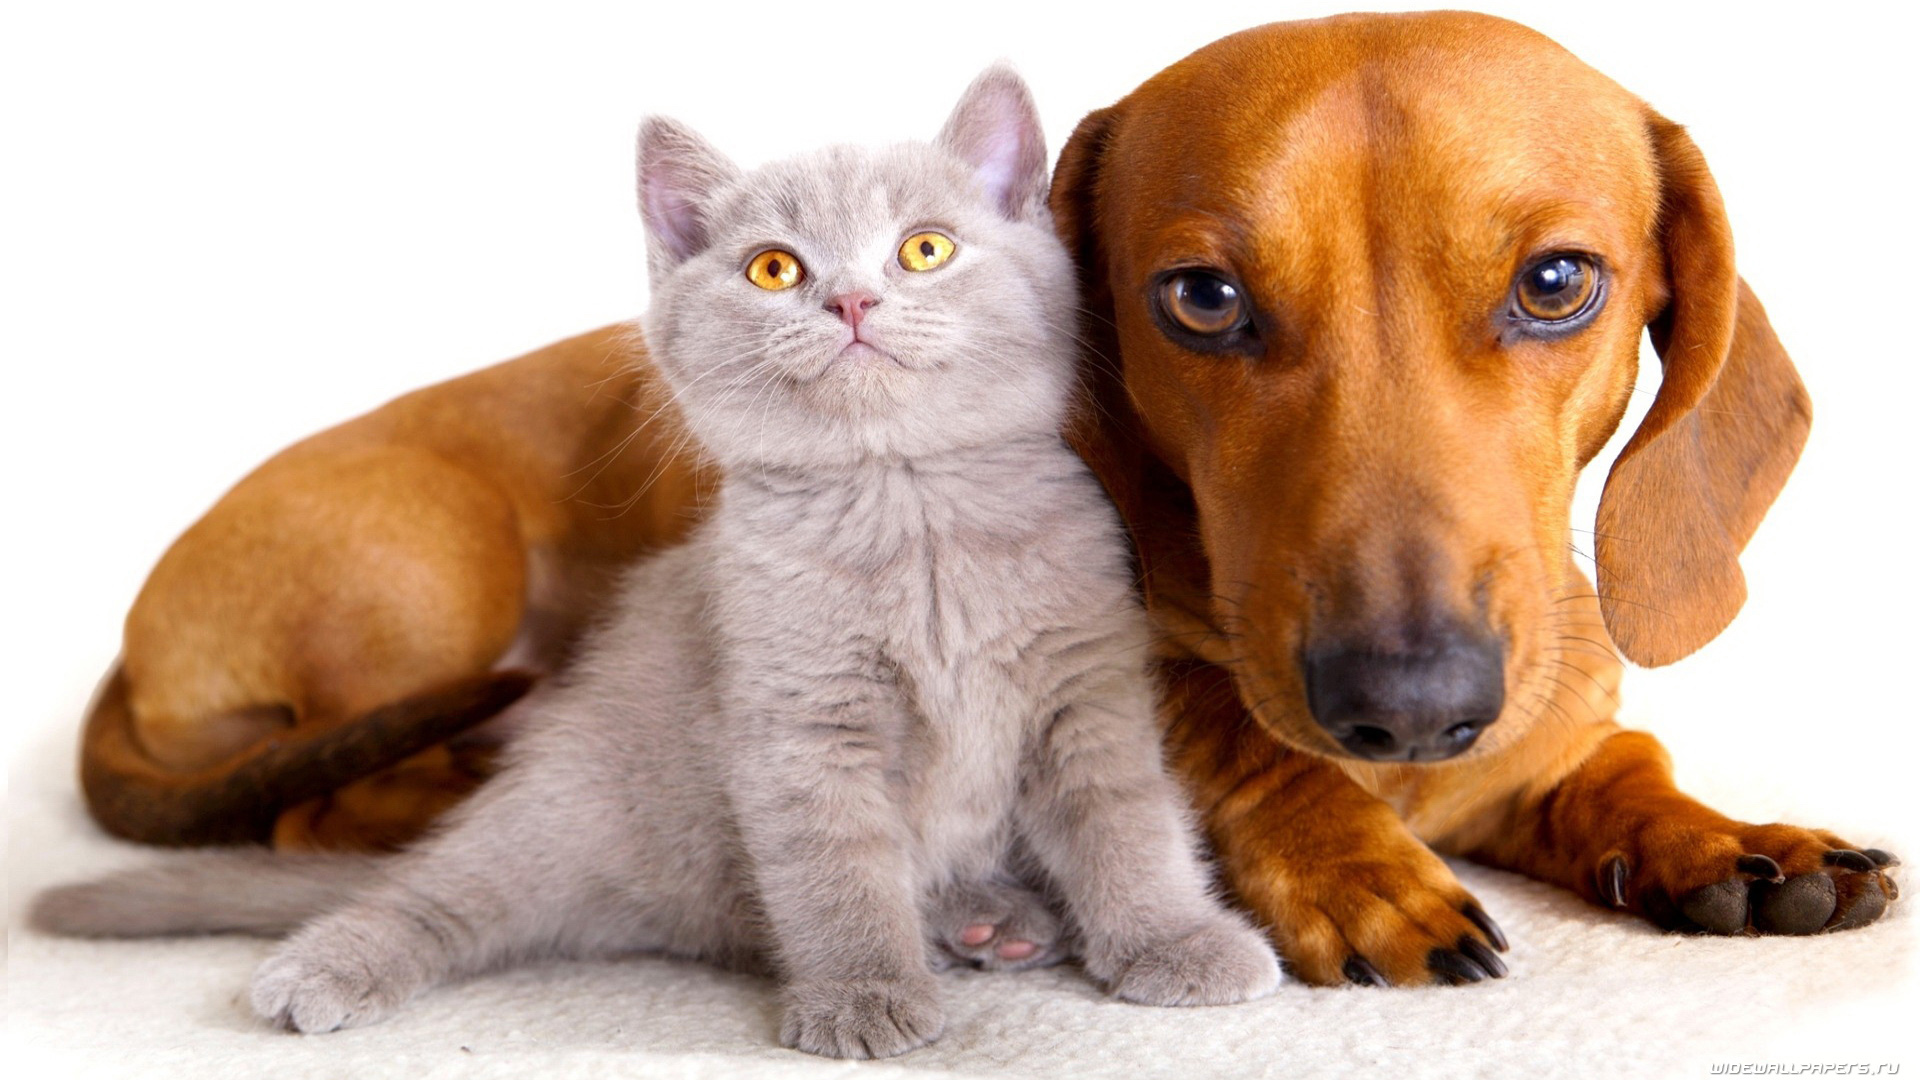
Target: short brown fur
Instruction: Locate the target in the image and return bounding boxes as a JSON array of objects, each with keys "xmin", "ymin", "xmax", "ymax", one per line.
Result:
[
  {"xmin": 83, "ymin": 325, "xmax": 714, "ymax": 849},
  {"xmin": 1050, "ymin": 12, "xmax": 1890, "ymax": 984}
]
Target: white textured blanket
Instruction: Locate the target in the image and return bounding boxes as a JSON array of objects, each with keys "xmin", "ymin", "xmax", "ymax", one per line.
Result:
[{"xmin": 10, "ymin": 704, "xmax": 1913, "ymax": 1080}]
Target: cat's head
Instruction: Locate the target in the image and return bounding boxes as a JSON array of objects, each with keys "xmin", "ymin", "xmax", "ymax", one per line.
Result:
[{"xmin": 635, "ymin": 67, "xmax": 1076, "ymax": 470}]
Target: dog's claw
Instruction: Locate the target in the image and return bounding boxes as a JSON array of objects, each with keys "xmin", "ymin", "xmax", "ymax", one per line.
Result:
[
  {"xmin": 1457, "ymin": 935, "xmax": 1507, "ymax": 979},
  {"xmin": 1598, "ymin": 855, "xmax": 1629, "ymax": 908},
  {"xmin": 1342, "ymin": 956, "xmax": 1388, "ymax": 987},
  {"xmin": 1461, "ymin": 902, "xmax": 1508, "ymax": 953},
  {"xmin": 1860, "ymin": 848, "xmax": 1899, "ymax": 868},
  {"xmin": 1824, "ymin": 849, "xmax": 1877, "ymax": 872},
  {"xmin": 1752, "ymin": 873, "xmax": 1838, "ymax": 935},
  {"xmin": 1427, "ymin": 947, "xmax": 1489, "ymax": 985},
  {"xmin": 1736, "ymin": 854, "xmax": 1784, "ymax": 881}
]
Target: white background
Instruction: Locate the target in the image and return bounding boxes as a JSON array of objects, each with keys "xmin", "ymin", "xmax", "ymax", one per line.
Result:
[{"xmin": 4, "ymin": 0, "xmax": 1916, "ymax": 1063}]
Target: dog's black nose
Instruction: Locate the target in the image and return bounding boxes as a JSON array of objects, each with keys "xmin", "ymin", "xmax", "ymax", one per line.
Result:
[{"xmin": 1303, "ymin": 627, "xmax": 1505, "ymax": 762}]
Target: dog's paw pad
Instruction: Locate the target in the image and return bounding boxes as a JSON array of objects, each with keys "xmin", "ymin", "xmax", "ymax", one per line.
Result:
[
  {"xmin": 1679, "ymin": 878, "xmax": 1753, "ymax": 936},
  {"xmin": 1751, "ymin": 873, "xmax": 1837, "ymax": 935},
  {"xmin": 1829, "ymin": 873, "xmax": 1891, "ymax": 930}
]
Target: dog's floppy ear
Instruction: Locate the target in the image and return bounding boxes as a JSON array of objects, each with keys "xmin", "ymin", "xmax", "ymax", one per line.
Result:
[
  {"xmin": 1052, "ymin": 106, "xmax": 1150, "ymax": 538},
  {"xmin": 1593, "ymin": 116, "xmax": 1812, "ymax": 667},
  {"xmin": 1050, "ymin": 106, "xmax": 1119, "ymax": 316},
  {"xmin": 1052, "ymin": 105, "xmax": 1132, "ymax": 501},
  {"xmin": 1051, "ymin": 104, "xmax": 1220, "ymax": 645}
]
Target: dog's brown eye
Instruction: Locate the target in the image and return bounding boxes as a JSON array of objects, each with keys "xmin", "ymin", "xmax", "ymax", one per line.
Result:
[
  {"xmin": 1515, "ymin": 255, "xmax": 1597, "ymax": 321},
  {"xmin": 1161, "ymin": 272, "xmax": 1247, "ymax": 335}
]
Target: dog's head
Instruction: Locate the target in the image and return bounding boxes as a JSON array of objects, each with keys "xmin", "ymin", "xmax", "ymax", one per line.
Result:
[{"xmin": 1054, "ymin": 12, "xmax": 1809, "ymax": 764}]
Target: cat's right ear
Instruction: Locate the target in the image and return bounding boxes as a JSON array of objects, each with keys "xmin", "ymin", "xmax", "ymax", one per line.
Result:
[{"xmin": 636, "ymin": 117, "xmax": 741, "ymax": 269}]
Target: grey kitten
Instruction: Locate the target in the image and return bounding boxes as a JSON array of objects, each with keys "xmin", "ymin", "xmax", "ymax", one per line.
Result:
[{"xmin": 32, "ymin": 67, "xmax": 1280, "ymax": 1059}]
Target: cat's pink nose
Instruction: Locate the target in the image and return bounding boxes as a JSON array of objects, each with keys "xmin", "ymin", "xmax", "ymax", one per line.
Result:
[{"xmin": 825, "ymin": 291, "xmax": 879, "ymax": 331}]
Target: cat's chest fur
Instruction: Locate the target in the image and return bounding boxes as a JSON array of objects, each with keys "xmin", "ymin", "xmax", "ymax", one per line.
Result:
[{"xmin": 710, "ymin": 441, "xmax": 1139, "ymax": 875}]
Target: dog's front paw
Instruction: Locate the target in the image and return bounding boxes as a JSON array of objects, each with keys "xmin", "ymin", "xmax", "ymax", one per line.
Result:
[
  {"xmin": 779, "ymin": 975, "xmax": 944, "ymax": 1059},
  {"xmin": 1105, "ymin": 916, "xmax": 1281, "ymax": 1006},
  {"xmin": 1261, "ymin": 832, "xmax": 1510, "ymax": 988},
  {"xmin": 251, "ymin": 941, "xmax": 413, "ymax": 1033},
  {"xmin": 1594, "ymin": 821, "xmax": 1897, "ymax": 935}
]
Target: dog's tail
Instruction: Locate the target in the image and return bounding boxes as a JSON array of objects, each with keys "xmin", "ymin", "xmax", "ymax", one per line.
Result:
[
  {"xmin": 29, "ymin": 848, "xmax": 383, "ymax": 937},
  {"xmin": 77, "ymin": 664, "xmax": 535, "ymax": 847}
]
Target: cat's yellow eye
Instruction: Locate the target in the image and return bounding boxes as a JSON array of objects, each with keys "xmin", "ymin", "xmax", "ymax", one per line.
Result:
[
  {"xmin": 898, "ymin": 231, "xmax": 956, "ymax": 272},
  {"xmin": 746, "ymin": 249, "xmax": 804, "ymax": 291}
]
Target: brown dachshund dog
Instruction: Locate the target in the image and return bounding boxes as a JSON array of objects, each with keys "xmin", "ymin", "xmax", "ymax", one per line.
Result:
[
  {"xmin": 78, "ymin": 12, "xmax": 1897, "ymax": 984},
  {"xmin": 1048, "ymin": 11, "xmax": 1895, "ymax": 985}
]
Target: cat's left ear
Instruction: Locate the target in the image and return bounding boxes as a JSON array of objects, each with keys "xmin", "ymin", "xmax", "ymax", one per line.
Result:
[
  {"xmin": 937, "ymin": 65, "xmax": 1049, "ymax": 223},
  {"xmin": 636, "ymin": 116, "xmax": 741, "ymax": 270}
]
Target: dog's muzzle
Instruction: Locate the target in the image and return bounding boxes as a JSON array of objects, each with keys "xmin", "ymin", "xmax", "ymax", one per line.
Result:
[{"xmin": 1303, "ymin": 626, "xmax": 1505, "ymax": 762}]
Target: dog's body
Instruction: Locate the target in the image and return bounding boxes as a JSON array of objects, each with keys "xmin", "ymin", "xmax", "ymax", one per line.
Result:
[
  {"xmin": 78, "ymin": 12, "xmax": 1895, "ymax": 984},
  {"xmin": 84, "ymin": 326, "xmax": 713, "ymax": 851}
]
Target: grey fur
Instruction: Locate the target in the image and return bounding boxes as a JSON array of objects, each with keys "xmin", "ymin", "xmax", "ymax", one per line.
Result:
[
  {"xmin": 31, "ymin": 66, "xmax": 1279, "ymax": 1058},
  {"xmin": 32, "ymin": 848, "xmax": 383, "ymax": 938}
]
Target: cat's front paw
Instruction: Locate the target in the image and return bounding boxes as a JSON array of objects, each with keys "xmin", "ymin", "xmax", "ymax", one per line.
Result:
[
  {"xmin": 251, "ymin": 942, "xmax": 412, "ymax": 1033},
  {"xmin": 779, "ymin": 975, "xmax": 944, "ymax": 1059},
  {"xmin": 1106, "ymin": 917, "xmax": 1282, "ymax": 1007}
]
